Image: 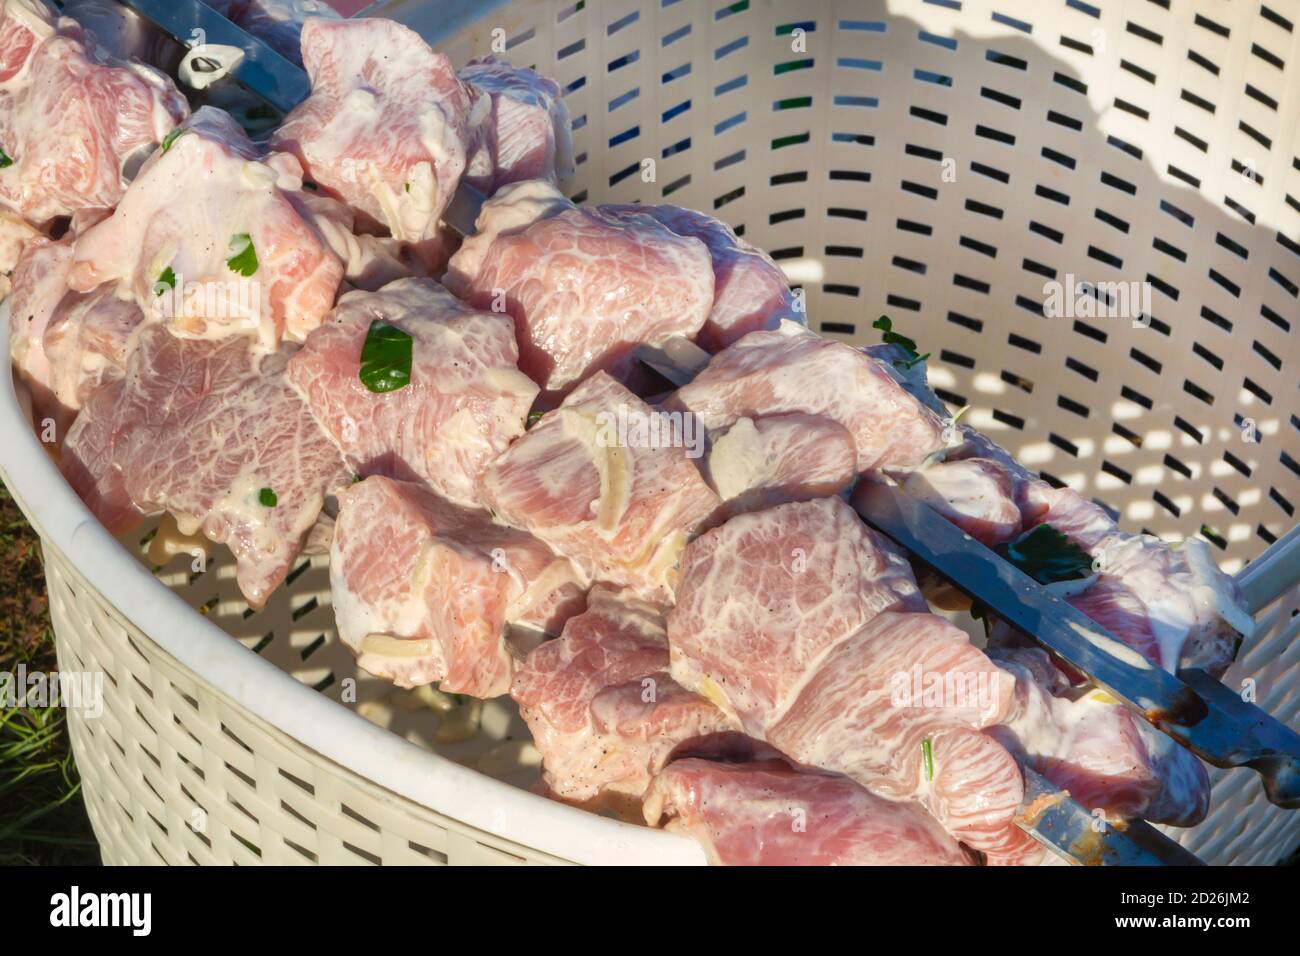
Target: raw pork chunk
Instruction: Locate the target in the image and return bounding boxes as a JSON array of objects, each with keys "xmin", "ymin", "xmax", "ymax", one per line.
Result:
[
  {"xmin": 445, "ymin": 180, "xmax": 714, "ymax": 393},
  {"xmin": 668, "ymin": 497, "xmax": 925, "ymax": 734},
  {"xmin": 603, "ymin": 204, "xmax": 801, "ymax": 352},
  {"xmin": 668, "ymin": 498, "xmax": 1041, "ymax": 861},
  {"xmin": 461, "ymin": 57, "xmax": 574, "ymax": 194},
  {"xmin": 62, "ymin": 325, "xmax": 350, "ymax": 607},
  {"xmin": 668, "ymin": 322, "xmax": 950, "ymax": 472},
  {"xmin": 0, "ymin": 0, "xmax": 188, "ymax": 225},
  {"xmin": 513, "ymin": 585, "xmax": 739, "ymax": 801},
  {"xmin": 706, "ymin": 414, "xmax": 856, "ymax": 514},
  {"xmin": 8, "ymin": 234, "xmax": 143, "ymax": 430},
  {"xmin": 479, "ymin": 372, "xmax": 721, "ymax": 602},
  {"xmin": 270, "ymin": 17, "xmax": 473, "ymax": 244},
  {"xmin": 990, "ymin": 647, "xmax": 1209, "ymax": 826},
  {"xmin": 644, "ymin": 759, "xmax": 972, "ymax": 866},
  {"xmin": 287, "ymin": 277, "xmax": 537, "ymax": 507},
  {"xmin": 331, "ymin": 476, "xmax": 585, "ymax": 697},
  {"xmin": 892, "ymin": 456, "xmax": 1250, "ymax": 677},
  {"xmin": 68, "ymin": 107, "xmax": 343, "ymax": 348}
]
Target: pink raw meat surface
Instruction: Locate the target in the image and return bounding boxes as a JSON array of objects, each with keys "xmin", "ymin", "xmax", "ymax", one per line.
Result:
[
  {"xmin": 0, "ymin": 0, "xmax": 188, "ymax": 225},
  {"xmin": 644, "ymin": 759, "xmax": 972, "ymax": 866},
  {"xmin": 445, "ymin": 180, "xmax": 714, "ymax": 393},
  {"xmin": 668, "ymin": 322, "xmax": 951, "ymax": 472},
  {"xmin": 765, "ymin": 613, "xmax": 1031, "ymax": 859},
  {"xmin": 287, "ymin": 277, "xmax": 537, "ymax": 507},
  {"xmin": 67, "ymin": 107, "xmax": 343, "ymax": 348},
  {"xmin": 460, "ymin": 56, "xmax": 574, "ymax": 194},
  {"xmin": 512, "ymin": 585, "xmax": 739, "ymax": 802},
  {"xmin": 668, "ymin": 498, "xmax": 1044, "ymax": 859},
  {"xmin": 8, "ymin": 235, "xmax": 74, "ymax": 411},
  {"xmin": 989, "ymin": 647, "xmax": 1209, "ymax": 826},
  {"xmin": 8, "ymin": 231, "xmax": 144, "ymax": 431},
  {"xmin": 602, "ymin": 204, "xmax": 801, "ymax": 352},
  {"xmin": 270, "ymin": 17, "xmax": 473, "ymax": 244},
  {"xmin": 331, "ymin": 476, "xmax": 585, "ymax": 697},
  {"xmin": 479, "ymin": 372, "xmax": 720, "ymax": 602},
  {"xmin": 667, "ymin": 497, "xmax": 926, "ymax": 735},
  {"xmin": 883, "ymin": 452, "xmax": 1249, "ymax": 677},
  {"xmin": 62, "ymin": 325, "xmax": 350, "ymax": 607},
  {"xmin": 705, "ymin": 413, "xmax": 856, "ymax": 514}
]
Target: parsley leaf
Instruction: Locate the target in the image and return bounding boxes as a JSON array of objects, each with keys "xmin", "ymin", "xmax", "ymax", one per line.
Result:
[
  {"xmin": 1000, "ymin": 524, "xmax": 1094, "ymax": 585},
  {"xmin": 526, "ymin": 410, "xmax": 544, "ymax": 428},
  {"xmin": 258, "ymin": 487, "xmax": 278, "ymax": 507},
  {"xmin": 359, "ymin": 320, "xmax": 413, "ymax": 393},
  {"xmin": 971, "ymin": 524, "xmax": 1093, "ymax": 627},
  {"xmin": 922, "ymin": 738, "xmax": 934, "ymax": 781},
  {"xmin": 226, "ymin": 233, "xmax": 259, "ymax": 277},
  {"xmin": 0, "ymin": 147, "xmax": 12, "ymax": 169},
  {"xmin": 152, "ymin": 266, "xmax": 176, "ymax": 296},
  {"xmin": 873, "ymin": 315, "xmax": 930, "ymax": 370},
  {"xmin": 160, "ymin": 128, "xmax": 185, "ymax": 154}
]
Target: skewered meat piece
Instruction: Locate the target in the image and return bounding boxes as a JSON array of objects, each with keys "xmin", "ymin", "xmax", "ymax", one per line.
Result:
[
  {"xmin": 461, "ymin": 56, "xmax": 575, "ymax": 195},
  {"xmin": 330, "ymin": 475, "xmax": 585, "ymax": 697},
  {"xmin": 479, "ymin": 371, "xmax": 720, "ymax": 602},
  {"xmin": 287, "ymin": 277, "xmax": 537, "ymax": 508},
  {"xmin": 68, "ymin": 107, "xmax": 343, "ymax": 348},
  {"xmin": 62, "ymin": 325, "xmax": 350, "ymax": 607},
  {"xmin": 602, "ymin": 204, "xmax": 802, "ymax": 352},
  {"xmin": 445, "ymin": 180, "xmax": 715, "ymax": 395},
  {"xmin": 270, "ymin": 17, "xmax": 474, "ymax": 248},
  {"xmin": 668, "ymin": 321, "xmax": 951, "ymax": 472},
  {"xmin": 668, "ymin": 497, "xmax": 1043, "ymax": 862},
  {"xmin": 645, "ymin": 758, "xmax": 973, "ymax": 866},
  {"xmin": 513, "ymin": 585, "xmax": 739, "ymax": 802},
  {"xmin": 0, "ymin": 0, "xmax": 188, "ymax": 225}
]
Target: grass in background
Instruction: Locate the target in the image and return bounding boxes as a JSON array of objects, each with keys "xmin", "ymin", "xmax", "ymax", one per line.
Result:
[{"xmin": 0, "ymin": 481, "xmax": 98, "ymax": 865}]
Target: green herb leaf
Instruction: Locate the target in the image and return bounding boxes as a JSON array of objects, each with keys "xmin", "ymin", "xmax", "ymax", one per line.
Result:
[
  {"xmin": 152, "ymin": 266, "xmax": 176, "ymax": 296},
  {"xmin": 160, "ymin": 127, "xmax": 185, "ymax": 154},
  {"xmin": 998, "ymin": 523, "xmax": 1093, "ymax": 586},
  {"xmin": 922, "ymin": 737, "xmax": 934, "ymax": 781},
  {"xmin": 303, "ymin": 180, "xmax": 318, "ymax": 191},
  {"xmin": 258, "ymin": 487, "xmax": 278, "ymax": 507},
  {"xmin": 526, "ymin": 410, "xmax": 544, "ymax": 428},
  {"xmin": 359, "ymin": 320, "xmax": 413, "ymax": 393},
  {"xmin": 873, "ymin": 314, "xmax": 928, "ymax": 370},
  {"xmin": 0, "ymin": 147, "xmax": 12, "ymax": 169},
  {"xmin": 226, "ymin": 233, "xmax": 259, "ymax": 277}
]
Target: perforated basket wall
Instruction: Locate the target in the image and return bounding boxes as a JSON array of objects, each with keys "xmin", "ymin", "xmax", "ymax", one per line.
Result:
[{"xmin": 22, "ymin": 0, "xmax": 1300, "ymax": 865}]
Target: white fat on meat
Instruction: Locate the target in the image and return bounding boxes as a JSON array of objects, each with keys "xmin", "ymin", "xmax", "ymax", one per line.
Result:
[
  {"xmin": 287, "ymin": 277, "xmax": 537, "ymax": 508},
  {"xmin": 67, "ymin": 107, "xmax": 343, "ymax": 349},
  {"xmin": 330, "ymin": 476, "xmax": 586, "ymax": 697},
  {"xmin": 479, "ymin": 372, "xmax": 721, "ymax": 602},
  {"xmin": 706, "ymin": 414, "xmax": 856, "ymax": 512}
]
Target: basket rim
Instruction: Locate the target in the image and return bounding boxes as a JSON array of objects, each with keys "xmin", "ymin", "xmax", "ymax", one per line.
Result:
[{"xmin": 0, "ymin": 303, "xmax": 708, "ymax": 866}]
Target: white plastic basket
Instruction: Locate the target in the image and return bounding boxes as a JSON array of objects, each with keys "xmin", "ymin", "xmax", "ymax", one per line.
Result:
[{"xmin": 2, "ymin": 0, "xmax": 1298, "ymax": 865}]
